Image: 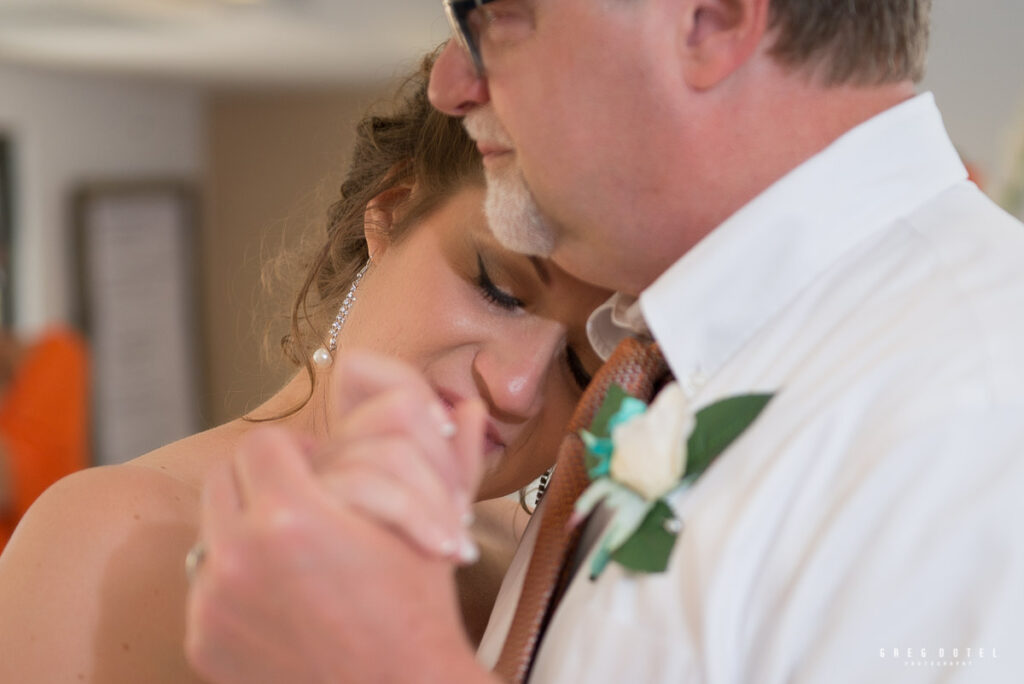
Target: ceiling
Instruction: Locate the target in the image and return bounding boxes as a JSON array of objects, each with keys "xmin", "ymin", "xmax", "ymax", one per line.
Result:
[{"xmin": 0, "ymin": 0, "xmax": 451, "ymax": 86}]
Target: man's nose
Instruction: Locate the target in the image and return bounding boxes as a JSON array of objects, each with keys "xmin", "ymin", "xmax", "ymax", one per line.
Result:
[
  {"xmin": 473, "ymin": 329, "xmax": 560, "ymax": 421},
  {"xmin": 428, "ymin": 40, "xmax": 491, "ymax": 116}
]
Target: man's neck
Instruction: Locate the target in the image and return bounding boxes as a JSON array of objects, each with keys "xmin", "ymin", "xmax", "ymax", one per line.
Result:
[
  {"xmin": 717, "ymin": 74, "xmax": 914, "ymax": 219},
  {"xmin": 631, "ymin": 75, "xmax": 918, "ymax": 294}
]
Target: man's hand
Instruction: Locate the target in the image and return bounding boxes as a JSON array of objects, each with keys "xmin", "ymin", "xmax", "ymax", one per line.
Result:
[{"xmin": 184, "ymin": 352, "xmax": 498, "ymax": 683}]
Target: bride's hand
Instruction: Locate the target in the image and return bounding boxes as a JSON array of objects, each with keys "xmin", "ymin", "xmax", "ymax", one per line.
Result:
[
  {"xmin": 213, "ymin": 350, "xmax": 487, "ymax": 562},
  {"xmin": 312, "ymin": 350, "xmax": 487, "ymax": 560}
]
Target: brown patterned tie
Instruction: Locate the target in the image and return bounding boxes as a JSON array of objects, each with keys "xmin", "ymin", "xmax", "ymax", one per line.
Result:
[{"xmin": 493, "ymin": 337, "xmax": 669, "ymax": 683}]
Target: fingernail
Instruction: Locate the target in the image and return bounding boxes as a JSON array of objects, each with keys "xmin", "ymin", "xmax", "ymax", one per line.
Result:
[
  {"xmin": 439, "ymin": 421, "xmax": 457, "ymax": 439},
  {"xmin": 429, "ymin": 403, "xmax": 456, "ymax": 438},
  {"xmin": 458, "ymin": 537, "xmax": 480, "ymax": 565}
]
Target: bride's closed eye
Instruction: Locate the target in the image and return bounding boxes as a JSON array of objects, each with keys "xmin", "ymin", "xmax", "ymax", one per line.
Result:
[
  {"xmin": 475, "ymin": 252, "xmax": 592, "ymax": 392},
  {"xmin": 476, "ymin": 253, "xmax": 524, "ymax": 311}
]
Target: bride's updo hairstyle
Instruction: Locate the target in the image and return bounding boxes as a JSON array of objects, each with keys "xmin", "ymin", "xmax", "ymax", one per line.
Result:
[{"xmin": 274, "ymin": 52, "xmax": 483, "ymax": 414}]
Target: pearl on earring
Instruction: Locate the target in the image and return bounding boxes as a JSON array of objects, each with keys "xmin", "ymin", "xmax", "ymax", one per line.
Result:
[
  {"xmin": 312, "ymin": 347, "xmax": 332, "ymax": 368},
  {"xmin": 312, "ymin": 259, "xmax": 370, "ymax": 369}
]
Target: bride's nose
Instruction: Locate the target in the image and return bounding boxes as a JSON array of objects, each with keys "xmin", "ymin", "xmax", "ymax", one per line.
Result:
[{"xmin": 472, "ymin": 326, "xmax": 561, "ymax": 420}]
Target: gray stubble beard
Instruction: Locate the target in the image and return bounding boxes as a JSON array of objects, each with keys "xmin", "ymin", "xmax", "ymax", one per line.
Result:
[{"xmin": 483, "ymin": 165, "xmax": 556, "ymax": 257}]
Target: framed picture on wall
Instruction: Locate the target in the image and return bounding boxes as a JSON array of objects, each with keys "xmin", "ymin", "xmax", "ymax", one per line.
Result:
[
  {"xmin": 0, "ymin": 135, "xmax": 13, "ymax": 327},
  {"xmin": 75, "ymin": 182, "xmax": 203, "ymax": 466}
]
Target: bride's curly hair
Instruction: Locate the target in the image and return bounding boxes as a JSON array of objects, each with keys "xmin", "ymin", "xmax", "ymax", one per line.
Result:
[{"xmin": 258, "ymin": 51, "xmax": 483, "ymax": 419}]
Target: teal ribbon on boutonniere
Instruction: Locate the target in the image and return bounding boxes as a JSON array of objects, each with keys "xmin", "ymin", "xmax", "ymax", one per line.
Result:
[{"xmin": 573, "ymin": 382, "xmax": 775, "ymax": 579}]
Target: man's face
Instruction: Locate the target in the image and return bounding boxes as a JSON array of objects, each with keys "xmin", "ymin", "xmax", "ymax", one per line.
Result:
[{"xmin": 430, "ymin": 0, "xmax": 690, "ymax": 294}]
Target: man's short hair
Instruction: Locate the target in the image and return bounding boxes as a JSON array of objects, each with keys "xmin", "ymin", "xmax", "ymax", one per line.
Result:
[{"xmin": 767, "ymin": 0, "xmax": 931, "ymax": 86}]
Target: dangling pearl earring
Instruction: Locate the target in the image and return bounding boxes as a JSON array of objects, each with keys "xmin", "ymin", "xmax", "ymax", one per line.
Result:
[{"xmin": 313, "ymin": 260, "xmax": 370, "ymax": 369}]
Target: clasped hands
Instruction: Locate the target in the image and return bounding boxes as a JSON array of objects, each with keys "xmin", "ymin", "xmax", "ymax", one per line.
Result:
[{"xmin": 185, "ymin": 351, "xmax": 495, "ymax": 684}]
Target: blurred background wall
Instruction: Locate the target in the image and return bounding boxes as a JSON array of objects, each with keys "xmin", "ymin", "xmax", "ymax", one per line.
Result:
[
  {"xmin": 0, "ymin": 0, "xmax": 1021, "ymax": 464},
  {"xmin": 924, "ymin": 0, "xmax": 1024, "ymax": 200},
  {"xmin": 0, "ymin": 66, "xmax": 203, "ymax": 334},
  {"xmin": 203, "ymin": 87, "xmax": 380, "ymax": 424}
]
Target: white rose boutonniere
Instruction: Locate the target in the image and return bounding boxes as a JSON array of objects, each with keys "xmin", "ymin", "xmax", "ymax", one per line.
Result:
[
  {"xmin": 575, "ymin": 381, "xmax": 774, "ymax": 579},
  {"xmin": 609, "ymin": 383, "xmax": 694, "ymax": 501}
]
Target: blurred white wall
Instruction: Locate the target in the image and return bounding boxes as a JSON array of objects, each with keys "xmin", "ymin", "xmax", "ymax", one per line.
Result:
[{"xmin": 0, "ymin": 65, "xmax": 203, "ymax": 335}]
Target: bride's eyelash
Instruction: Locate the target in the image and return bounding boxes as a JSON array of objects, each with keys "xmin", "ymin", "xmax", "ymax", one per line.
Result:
[
  {"xmin": 476, "ymin": 253, "xmax": 524, "ymax": 311},
  {"xmin": 566, "ymin": 346, "xmax": 592, "ymax": 391}
]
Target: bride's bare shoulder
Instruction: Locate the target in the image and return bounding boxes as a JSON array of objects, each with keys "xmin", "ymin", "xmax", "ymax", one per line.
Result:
[
  {"xmin": 131, "ymin": 418, "xmax": 250, "ymax": 491},
  {"xmin": 2, "ymin": 459, "xmax": 201, "ymax": 569},
  {"xmin": 0, "ymin": 433, "xmax": 227, "ymax": 683},
  {"xmin": 6, "ymin": 428, "xmax": 221, "ymax": 553}
]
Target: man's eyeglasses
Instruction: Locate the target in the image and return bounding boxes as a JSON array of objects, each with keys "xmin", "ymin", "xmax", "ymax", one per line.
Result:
[{"xmin": 443, "ymin": 0, "xmax": 497, "ymax": 76}]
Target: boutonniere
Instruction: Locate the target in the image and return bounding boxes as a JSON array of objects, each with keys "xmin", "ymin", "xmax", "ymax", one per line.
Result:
[{"xmin": 574, "ymin": 382, "xmax": 774, "ymax": 579}]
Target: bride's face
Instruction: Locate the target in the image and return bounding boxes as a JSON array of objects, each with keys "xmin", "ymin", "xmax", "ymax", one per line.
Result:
[{"xmin": 339, "ymin": 184, "xmax": 610, "ymax": 499}]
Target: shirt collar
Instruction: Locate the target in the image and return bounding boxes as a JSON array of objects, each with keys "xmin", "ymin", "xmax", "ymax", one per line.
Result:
[
  {"xmin": 586, "ymin": 292, "xmax": 648, "ymax": 360},
  {"xmin": 589, "ymin": 93, "xmax": 966, "ymax": 387}
]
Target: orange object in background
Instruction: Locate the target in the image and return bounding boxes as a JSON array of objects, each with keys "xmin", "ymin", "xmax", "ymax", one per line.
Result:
[{"xmin": 0, "ymin": 328, "xmax": 89, "ymax": 552}]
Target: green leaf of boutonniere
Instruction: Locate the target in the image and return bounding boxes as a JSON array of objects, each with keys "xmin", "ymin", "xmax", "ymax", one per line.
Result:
[
  {"xmin": 608, "ymin": 500, "xmax": 680, "ymax": 574},
  {"xmin": 581, "ymin": 431, "xmax": 614, "ymax": 479},
  {"xmin": 683, "ymin": 393, "xmax": 774, "ymax": 485},
  {"xmin": 590, "ymin": 384, "xmax": 633, "ymax": 439}
]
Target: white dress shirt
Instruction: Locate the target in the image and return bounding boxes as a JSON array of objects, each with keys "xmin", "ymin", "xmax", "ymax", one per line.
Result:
[{"xmin": 479, "ymin": 93, "xmax": 1024, "ymax": 682}]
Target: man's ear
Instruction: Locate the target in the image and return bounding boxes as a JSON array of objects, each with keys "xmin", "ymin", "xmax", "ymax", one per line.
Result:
[
  {"xmin": 678, "ymin": 0, "xmax": 769, "ymax": 90},
  {"xmin": 363, "ymin": 184, "xmax": 413, "ymax": 258}
]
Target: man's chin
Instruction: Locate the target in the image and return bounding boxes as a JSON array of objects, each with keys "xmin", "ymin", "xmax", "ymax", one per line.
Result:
[
  {"xmin": 489, "ymin": 224, "xmax": 555, "ymax": 257},
  {"xmin": 486, "ymin": 209, "xmax": 555, "ymax": 257},
  {"xmin": 484, "ymin": 174, "xmax": 556, "ymax": 256}
]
